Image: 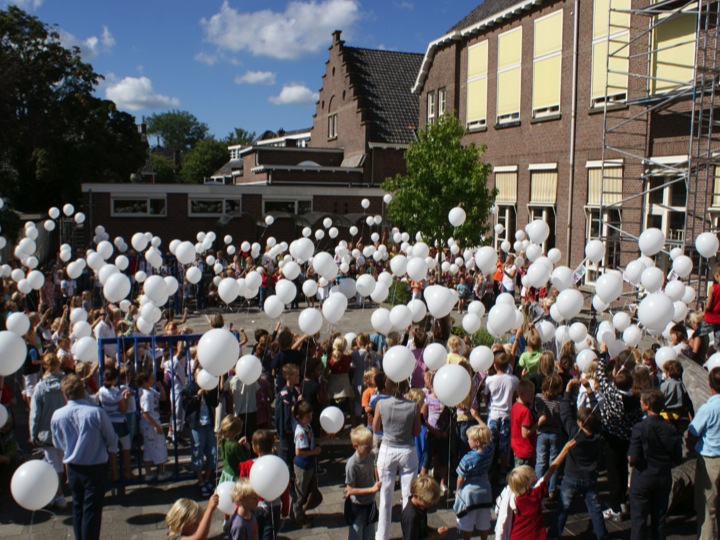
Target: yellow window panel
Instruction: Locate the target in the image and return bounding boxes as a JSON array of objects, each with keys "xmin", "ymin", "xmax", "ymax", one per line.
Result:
[
  {"xmin": 593, "ymin": 0, "xmax": 631, "ymax": 39},
  {"xmin": 651, "ymin": 14, "xmax": 697, "ymax": 94},
  {"xmin": 467, "ymin": 78, "xmax": 488, "ymax": 123},
  {"xmin": 531, "ymin": 171, "xmax": 558, "ymax": 204},
  {"xmin": 588, "ymin": 167, "xmax": 623, "ymax": 205},
  {"xmin": 468, "ymin": 41, "xmax": 488, "ymax": 79},
  {"xmin": 534, "ymin": 11, "xmax": 563, "ymax": 58},
  {"xmin": 591, "ymin": 38, "xmax": 629, "ymax": 99},
  {"xmin": 498, "ymin": 28, "xmax": 522, "ymax": 69},
  {"xmin": 532, "ymin": 55, "xmax": 562, "ymax": 111},
  {"xmin": 714, "ymin": 167, "xmax": 720, "ymax": 207},
  {"xmin": 495, "ymin": 172, "xmax": 518, "ymax": 204},
  {"xmin": 497, "ymin": 67, "xmax": 521, "ymax": 116}
]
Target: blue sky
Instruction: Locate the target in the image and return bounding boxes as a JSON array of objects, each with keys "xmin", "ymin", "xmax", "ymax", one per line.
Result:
[{"xmin": 4, "ymin": 0, "xmax": 475, "ymax": 141}]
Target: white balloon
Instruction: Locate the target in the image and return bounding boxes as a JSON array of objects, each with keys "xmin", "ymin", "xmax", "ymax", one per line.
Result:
[
  {"xmin": 319, "ymin": 406, "xmax": 345, "ymax": 434},
  {"xmin": 6, "ymin": 312, "xmax": 30, "ymax": 336},
  {"xmin": 696, "ymin": 232, "xmax": 720, "ymax": 258},
  {"xmin": 383, "ymin": 345, "xmax": 415, "ymax": 382},
  {"xmin": 705, "ymin": 352, "xmax": 720, "ymax": 371},
  {"xmin": 448, "ymin": 207, "xmax": 467, "ymax": 227},
  {"xmin": 585, "ymin": 240, "xmax": 605, "ymax": 264},
  {"xmin": 216, "ymin": 481, "xmax": 236, "ymax": 515},
  {"xmin": 640, "ymin": 267, "xmax": 664, "ymax": 293},
  {"xmin": 569, "ymin": 322, "xmax": 588, "ymax": 344},
  {"xmin": 462, "ymin": 313, "xmax": 481, "ymax": 334},
  {"xmin": 371, "ymin": 308, "xmax": 392, "ymax": 335},
  {"xmin": 424, "ymin": 285, "xmax": 458, "ymax": 318},
  {"xmin": 197, "ymin": 329, "xmax": 240, "ymax": 376},
  {"xmin": 407, "ymin": 299, "xmax": 427, "ymax": 323},
  {"xmin": 43, "ymin": 219, "xmax": 56, "ymax": 232},
  {"xmin": 263, "ymin": 295, "xmax": 285, "ymax": 319},
  {"xmin": 488, "ymin": 303, "xmax": 517, "ymax": 335},
  {"xmin": 526, "ymin": 220, "xmax": 550, "ymax": 244},
  {"xmin": 134, "ymin": 270, "xmax": 147, "ymax": 283},
  {"xmin": 135, "ymin": 316, "xmax": 153, "ymax": 335},
  {"xmin": 361, "ymin": 198, "xmax": 370, "ymax": 209},
  {"xmin": 638, "ymin": 228, "xmax": 665, "ymax": 256},
  {"xmin": 595, "ymin": 272, "xmax": 623, "ymax": 304},
  {"xmin": 370, "ymin": 283, "xmax": 390, "ymax": 303},
  {"xmin": 535, "ymin": 320, "xmax": 556, "ymax": 343},
  {"xmin": 623, "ymin": 324, "xmax": 642, "ymax": 347},
  {"xmin": 73, "ymin": 336, "xmax": 98, "ymax": 362},
  {"xmin": 131, "ymin": 232, "xmax": 149, "ymax": 252},
  {"xmin": 322, "ymin": 293, "xmax": 348, "ymax": 324},
  {"xmin": 673, "ymin": 301, "xmax": 688, "ymax": 323},
  {"xmin": 175, "ymin": 241, "xmax": 196, "ymax": 265},
  {"xmin": 115, "ymin": 255, "xmax": 129, "ymax": 271},
  {"xmin": 218, "ymin": 277, "xmax": 240, "ymax": 304},
  {"xmin": 196, "ymin": 369, "xmax": 219, "ymax": 391},
  {"xmin": 654, "ymin": 346, "xmax": 678, "ymax": 370},
  {"xmin": 71, "ymin": 320, "xmax": 92, "ymax": 339},
  {"xmin": 302, "ymin": 279, "xmax": 319, "ymax": 297},
  {"xmin": 235, "ymin": 355, "xmax": 262, "ymax": 385},
  {"xmin": 423, "ymin": 343, "xmax": 447, "ymax": 371},
  {"xmin": 682, "ymin": 285, "xmax": 696, "ymax": 304},
  {"xmin": 612, "ymin": 312, "xmax": 631, "ymax": 332},
  {"xmin": 671, "ymin": 255, "xmax": 693, "ymax": 278},
  {"xmin": 250, "ymin": 455, "xmax": 290, "ymax": 501},
  {"xmin": 0, "ymin": 403, "xmax": 7, "ymax": 429},
  {"xmin": 104, "ymin": 273, "xmax": 131, "ymax": 303},
  {"xmin": 69, "ymin": 307, "xmax": 88, "ymax": 324},
  {"xmin": 389, "ymin": 305, "xmax": 412, "ymax": 331},
  {"xmin": 576, "ymin": 349, "xmax": 598, "ymax": 373},
  {"xmin": 164, "ymin": 276, "xmax": 179, "ymax": 296},
  {"xmin": 143, "ymin": 275, "xmax": 168, "ymax": 305},
  {"xmin": 434, "ymin": 364, "xmax": 472, "ymax": 407},
  {"xmin": 637, "ymin": 293, "xmax": 674, "ymax": 332},
  {"xmin": 0, "ymin": 331, "xmax": 27, "ymax": 376},
  {"xmin": 298, "ymin": 308, "xmax": 323, "ymax": 335},
  {"xmin": 62, "ymin": 203, "xmax": 74, "ymax": 217},
  {"xmin": 11, "ymin": 460, "xmax": 59, "ymax": 510},
  {"xmin": 556, "ymin": 289, "xmax": 584, "ymax": 320},
  {"xmin": 469, "ymin": 346, "xmax": 494, "ymax": 372}
]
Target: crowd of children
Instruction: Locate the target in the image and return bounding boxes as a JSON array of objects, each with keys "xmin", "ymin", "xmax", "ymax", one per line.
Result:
[{"xmin": 2, "ymin": 252, "xmax": 719, "ymax": 540}]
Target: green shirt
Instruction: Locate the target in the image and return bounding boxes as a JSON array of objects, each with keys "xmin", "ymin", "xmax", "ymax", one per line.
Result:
[{"xmin": 518, "ymin": 350, "xmax": 541, "ymax": 375}]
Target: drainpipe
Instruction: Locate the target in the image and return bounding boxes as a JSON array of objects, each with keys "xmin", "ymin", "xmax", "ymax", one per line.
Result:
[{"xmin": 565, "ymin": 0, "xmax": 580, "ymax": 265}]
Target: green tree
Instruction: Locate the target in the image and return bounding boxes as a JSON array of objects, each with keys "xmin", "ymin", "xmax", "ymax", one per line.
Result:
[
  {"xmin": 382, "ymin": 114, "xmax": 495, "ymax": 248},
  {"xmin": 224, "ymin": 127, "xmax": 256, "ymax": 146},
  {"xmin": 151, "ymin": 153, "xmax": 177, "ymax": 184},
  {"xmin": 146, "ymin": 110, "xmax": 208, "ymax": 155},
  {"xmin": 0, "ymin": 6, "xmax": 146, "ymax": 211},
  {"xmin": 180, "ymin": 138, "xmax": 229, "ymax": 184}
]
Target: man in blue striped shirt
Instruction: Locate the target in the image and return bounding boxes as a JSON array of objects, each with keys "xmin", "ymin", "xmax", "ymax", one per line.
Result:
[{"xmin": 51, "ymin": 374, "xmax": 118, "ymax": 540}]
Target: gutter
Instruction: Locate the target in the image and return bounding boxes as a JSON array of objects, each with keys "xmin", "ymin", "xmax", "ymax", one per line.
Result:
[{"xmin": 565, "ymin": 0, "xmax": 580, "ymax": 265}]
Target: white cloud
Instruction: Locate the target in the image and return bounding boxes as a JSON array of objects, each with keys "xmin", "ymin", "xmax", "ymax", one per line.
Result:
[
  {"xmin": 234, "ymin": 70, "xmax": 276, "ymax": 85},
  {"xmin": 105, "ymin": 77, "xmax": 180, "ymax": 112},
  {"xmin": 58, "ymin": 26, "xmax": 115, "ymax": 58},
  {"xmin": 201, "ymin": 0, "xmax": 360, "ymax": 60},
  {"xmin": 101, "ymin": 26, "xmax": 115, "ymax": 48},
  {"xmin": 194, "ymin": 52, "xmax": 218, "ymax": 66},
  {"xmin": 4, "ymin": 0, "xmax": 43, "ymax": 10},
  {"xmin": 394, "ymin": 1, "xmax": 414, "ymax": 9},
  {"xmin": 269, "ymin": 83, "xmax": 318, "ymax": 105}
]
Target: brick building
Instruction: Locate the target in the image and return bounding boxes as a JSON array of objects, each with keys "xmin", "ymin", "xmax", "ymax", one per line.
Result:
[
  {"xmin": 414, "ymin": 0, "xmax": 717, "ymax": 281},
  {"xmin": 82, "ymin": 31, "xmax": 422, "ymax": 245}
]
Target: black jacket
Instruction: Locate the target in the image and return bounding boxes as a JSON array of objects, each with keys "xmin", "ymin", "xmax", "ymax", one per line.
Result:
[
  {"xmin": 182, "ymin": 380, "xmax": 220, "ymax": 429},
  {"xmin": 560, "ymin": 391, "xmax": 604, "ymax": 480},
  {"xmin": 628, "ymin": 415, "xmax": 682, "ymax": 477}
]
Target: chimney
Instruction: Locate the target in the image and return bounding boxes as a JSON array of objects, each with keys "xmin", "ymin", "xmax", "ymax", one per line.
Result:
[{"xmin": 332, "ymin": 30, "xmax": 343, "ymax": 46}]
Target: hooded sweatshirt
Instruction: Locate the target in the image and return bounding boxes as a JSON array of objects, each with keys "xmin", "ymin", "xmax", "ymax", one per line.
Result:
[
  {"xmin": 30, "ymin": 371, "xmax": 66, "ymax": 446},
  {"xmin": 559, "ymin": 391, "xmax": 604, "ymax": 480}
]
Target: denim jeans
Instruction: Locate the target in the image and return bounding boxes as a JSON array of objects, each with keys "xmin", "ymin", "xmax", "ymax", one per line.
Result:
[
  {"xmin": 349, "ymin": 503, "xmax": 375, "ymax": 540},
  {"xmin": 190, "ymin": 424, "xmax": 217, "ymax": 472},
  {"xmin": 555, "ymin": 475, "xmax": 608, "ymax": 540},
  {"xmin": 257, "ymin": 503, "xmax": 281, "ymax": 540},
  {"xmin": 535, "ymin": 432, "xmax": 559, "ymax": 493}
]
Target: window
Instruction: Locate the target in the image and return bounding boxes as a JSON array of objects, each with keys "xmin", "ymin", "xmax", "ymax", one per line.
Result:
[
  {"xmin": 466, "ymin": 40, "xmax": 488, "ymax": 129},
  {"xmin": 533, "ymin": 11, "xmax": 563, "ymax": 117},
  {"xmin": 497, "ymin": 28, "xmax": 522, "ymax": 124},
  {"xmin": 188, "ymin": 198, "xmax": 242, "ymax": 217},
  {"xmin": 591, "ymin": 0, "xmax": 630, "ymax": 107},
  {"xmin": 529, "ymin": 167, "xmax": 558, "ymax": 251},
  {"xmin": 112, "ymin": 196, "xmax": 166, "ymax": 217},
  {"xmin": 496, "ymin": 206, "xmax": 517, "ymax": 248},
  {"xmin": 713, "ymin": 167, "xmax": 720, "ymax": 208},
  {"xmin": 494, "ymin": 168, "xmax": 518, "ymax": 248},
  {"xmin": 263, "ymin": 199, "xmax": 312, "ymax": 215},
  {"xmin": 651, "ymin": 13, "xmax": 696, "ymax": 94},
  {"xmin": 585, "ymin": 163, "xmax": 623, "ymax": 283},
  {"xmin": 427, "ymin": 92, "xmax": 436, "ymax": 124},
  {"xmin": 645, "ymin": 173, "xmax": 687, "ymax": 244},
  {"xmin": 328, "ymin": 113, "xmax": 337, "ymax": 139},
  {"xmin": 438, "ymin": 88, "xmax": 447, "ymax": 117}
]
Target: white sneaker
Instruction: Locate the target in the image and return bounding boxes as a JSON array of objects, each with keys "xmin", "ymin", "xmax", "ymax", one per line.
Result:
[
  {"xmin": 54, "ymin": 495, "xmax": 68, "ymax": 510},
  {"xmin": 157, "ymin": 471, "xmax": 173, "ymax": 482},
  {"xmin": 144, "ymin": 472, "xmax": 157, "ymax": 482},
  {"xmin": 603, "ymin": 508, "xmax": 621, "ymax": 522}
]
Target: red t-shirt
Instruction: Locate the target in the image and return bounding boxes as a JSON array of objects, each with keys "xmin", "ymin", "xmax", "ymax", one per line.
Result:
[
  {"xmin": 510, "ymin": 401, "xmax": 536, "ymax": 459},
  {"xmin": 510, "ymin": 480, "xmax": 548, "ymax": 540}
]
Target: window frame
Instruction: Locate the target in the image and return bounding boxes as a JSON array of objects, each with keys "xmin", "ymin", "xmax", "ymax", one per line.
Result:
[
  {"xmin": 466, "ymin": 40, "xmax": 489, "ymax": 130},
  {"xmin": 427, "ymin": 91, "xmax": 436, "ymax": 124},
  {"xmin": 111, "ymin": 196, "xmax": 167, "ymax": 218},
  {"xmin": 496, "ymin": 27, "xmax": 522, "ymax": 125},
  {"xmin": 187, "ymin": 197, "xmax": 242, "ymax": 217},
  {"xmin": 532, "ymin": 10, "xmax": 563, "ymax": 117},
  {"xmin": 263, "ymin": 198, "xmax": 313, "ymax": 215}
]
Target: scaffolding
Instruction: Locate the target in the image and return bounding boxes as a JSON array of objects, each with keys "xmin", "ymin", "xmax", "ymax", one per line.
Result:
[{"xmin": 599, "ymin": 0, "xmax": 720, "ymax": 302}]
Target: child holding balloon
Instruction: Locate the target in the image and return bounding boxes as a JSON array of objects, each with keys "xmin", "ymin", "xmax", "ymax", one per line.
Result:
[
  {"xmin": 166, "ymin": 493, "xmax": 219, "ymax": 540},
  {"xmin": 227, "ymin": 478, "xmax": 260, "ymax": 540},
  {"xmin": 292, "ymin": 400, "xmax": 321, "ymax": 527}
]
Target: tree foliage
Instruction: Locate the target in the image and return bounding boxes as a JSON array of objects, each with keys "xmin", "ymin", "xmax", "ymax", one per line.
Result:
[
  {"xmin": 224, "ymin": 128, "xmax": 256, "ymax": 146},
  {"xmin": 151, "ymin": 153, "xmax": 177, "ymax": 184},
  {"xmin": 0, "ymin": 6, "xmax": 146, "ymax": 211},
  {"xmin": 146, "ymin": 110, "xmax": 209, "ymax": 155},
  {"xmin": 180, "ymin": 138, "xmax": 229, "ymax": 184},
  {"xmin": 382, "ymin": 114, "xmax": 496, "ymax": 248}
]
